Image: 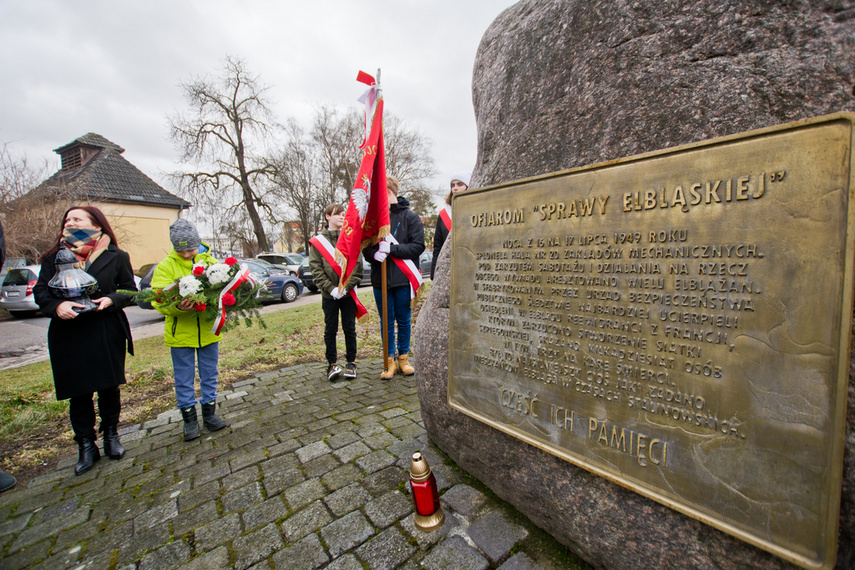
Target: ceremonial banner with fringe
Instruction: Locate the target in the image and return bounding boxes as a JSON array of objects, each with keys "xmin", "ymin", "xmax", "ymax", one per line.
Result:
[{"xmin": 334, "ymin": 71, "xmax": 391, "ymax": 291}]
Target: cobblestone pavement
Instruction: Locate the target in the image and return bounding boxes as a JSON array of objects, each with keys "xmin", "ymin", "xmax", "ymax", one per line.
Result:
[{"xmin": 0, "ymin": 359, "xmax": 580, "ymax": 570}]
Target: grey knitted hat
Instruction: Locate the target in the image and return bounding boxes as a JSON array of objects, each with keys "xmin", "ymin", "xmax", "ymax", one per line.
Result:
[{"xmin": 170, "ymin": 219, "xmax": 200, "ymax": 251}]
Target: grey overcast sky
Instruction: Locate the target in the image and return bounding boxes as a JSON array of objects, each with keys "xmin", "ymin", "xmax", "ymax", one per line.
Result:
[{"xmin": 0, "ymin": 0, "xmax": 517, "ymax": 200}]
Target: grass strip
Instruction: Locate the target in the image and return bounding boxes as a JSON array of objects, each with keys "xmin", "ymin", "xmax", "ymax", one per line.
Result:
[{"xmin": 0, "ymin": 287, "xmax": 424, "ymax": 475}]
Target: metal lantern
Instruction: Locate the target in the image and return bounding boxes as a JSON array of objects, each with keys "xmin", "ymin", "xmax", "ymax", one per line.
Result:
[
  {"xmin": 47, "ymin": 247, "xmax": 99, "ymax": 313},
  {"xmin": 409, "ymin": 452, "xmax": 445, "ymax": 531}
]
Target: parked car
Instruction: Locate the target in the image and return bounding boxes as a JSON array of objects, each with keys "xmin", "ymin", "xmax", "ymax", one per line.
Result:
[
  {"xmin": 297, "ymin": 257, "xmax": 316, "ymax": 292},
  {"xmin": 359, "ymin": 258, "xmax": 372, "ymax": 287},
  {"xmin": 256, "ymin": 253, "xmax": 303, "ymax": 276},
  {"xmin": 249, "ymin": 258, "xmax": 290, "ymax": 275},
  {"xmin": 135, "ymin": 263, "xmax": 157, "ymax": 309},
  {"xmin": 239, "ymin": 259, "xmax": 304, "ymax": 303},
  {"xmin": 0, "ymin": 265, "xmax": 41, "ymax": 318},
  {"xmin": 0, "ymin": 257, "xmax": 27, "ymax": 285},
  {"xmin": 299, "ymin": 256, "xmax": 372, "ymax": 292},
  {"xmin": 419, "ymin": 251, "xmax": 433, "ymax": 279}
]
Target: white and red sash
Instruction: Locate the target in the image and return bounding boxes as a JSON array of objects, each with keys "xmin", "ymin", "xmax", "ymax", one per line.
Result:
[
  {"xmin": 309, "ymin": 234, "xmax": 368, "ymax": 319},
  {"xmin": 212, "ymin": 265, "xmax": 255, "ymax": 335},
  {"xmin": 387, "ymin": 234, "xmax": 424, "ymax": 302},
  {"xmin": 438, "ymin": 204, "xmax": 451, "ymax": 233}
]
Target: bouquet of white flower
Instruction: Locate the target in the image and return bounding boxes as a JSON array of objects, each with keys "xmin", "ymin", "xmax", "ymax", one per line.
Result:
[{"xmin": 123, "ymin": 257, "xmax": 265, "ymax": 333}]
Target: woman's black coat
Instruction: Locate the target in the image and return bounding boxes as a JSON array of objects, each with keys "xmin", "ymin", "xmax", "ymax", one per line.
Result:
[
  {"xmin": 431, "ymin": 214, "xmax": 449, "ymax": 280},
  {"xmin": 33, "ymin": 244, "xmax": 136, "ymax": 400}
]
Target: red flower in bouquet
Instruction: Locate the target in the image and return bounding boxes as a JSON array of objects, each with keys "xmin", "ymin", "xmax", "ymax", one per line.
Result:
[
  {"xmin": 120, "ymin": 259, "xmax": 266, "ymax": 334},
  {"xmin": 224, "ymin": 257, "xmax": 238, "ymax": 266}
]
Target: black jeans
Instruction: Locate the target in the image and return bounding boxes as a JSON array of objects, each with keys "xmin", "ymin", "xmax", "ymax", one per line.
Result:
[
  {"xmin": 322, "ymin": 295, "xmax": 357, "ymax": 365},
  {"xmin": 69, "ymin": 387, "xmax": 121, "ymax": 440}
]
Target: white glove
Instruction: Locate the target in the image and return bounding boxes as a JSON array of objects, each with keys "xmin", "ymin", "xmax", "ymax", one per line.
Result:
[
  {"xmin": 331, "ymin": 287, "xmax": 345, "ymax": 300},
  {"xmin": 374, "ymin": 239, "xmax": 390, "ymax": 262}
]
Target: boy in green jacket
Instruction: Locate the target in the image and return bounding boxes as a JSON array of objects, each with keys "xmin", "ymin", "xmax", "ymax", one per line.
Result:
[{"xmin": 152, "ymin": 219, "xmax": 228, "ymax": 441}]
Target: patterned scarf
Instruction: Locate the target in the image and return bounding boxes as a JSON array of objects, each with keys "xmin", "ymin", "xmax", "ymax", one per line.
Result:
[{"xmin": 62, "ymin": 227, "xmax": 111, "ymax": 269}]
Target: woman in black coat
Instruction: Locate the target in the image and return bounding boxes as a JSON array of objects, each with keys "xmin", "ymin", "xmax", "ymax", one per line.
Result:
[
  {"xmin": 33, "ymin": 206, "xmax": 136, "ymax": 475},
  {"xmin": 431, "ymin": 171, "xmax": 470, "ymax": 280}
]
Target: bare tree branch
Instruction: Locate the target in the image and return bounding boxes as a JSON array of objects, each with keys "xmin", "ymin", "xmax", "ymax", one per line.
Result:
[
  {"xmin": 0, "ymin": 143, "xmax": 59, "ymax": 263},
  {"xmin": 271, "ymin": 120, "xmax": 322, "ymax": 254},
  {"xmin": 169, "ymin": 56, "xmax": 278, "ymax": 253}
]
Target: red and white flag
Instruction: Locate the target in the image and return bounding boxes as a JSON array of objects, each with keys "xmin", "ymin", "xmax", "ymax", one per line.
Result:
[{"xmin": 334, "ymin": 71, "xmax": 390, "ymax": 290}]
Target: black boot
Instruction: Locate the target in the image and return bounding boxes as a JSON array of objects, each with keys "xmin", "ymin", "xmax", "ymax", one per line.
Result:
[
  {"xmin": 0, "ymin": 470, "xmax": 16, "ymax": 492},
  {"xmin": 74, "ymin": 436, "xmax": 101, "ymax": 475},
  {"xmin": 102, "ymin": 425, "xmax": 126, "ymax": 460},
  {"xmin": 181, "ymin": 406, "xmax": 201, "ymax": 441},
  {"xmin": 201, "ymin": 402, "xmax": 228, "ymax": 431}
]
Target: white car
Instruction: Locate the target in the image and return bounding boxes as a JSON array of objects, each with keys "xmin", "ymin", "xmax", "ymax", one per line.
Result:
[
  {"xmin": 0, "ymin": 265, "xmax": 42, "ymax": 318},
  {"xmin": 256, "ymin": 253, "xmax": 303, "ymax": 276}
]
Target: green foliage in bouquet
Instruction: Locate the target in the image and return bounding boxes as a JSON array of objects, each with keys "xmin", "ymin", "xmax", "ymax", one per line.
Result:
[{"xmin": 121, "ymin": 257, "xmax": 266, "ymax": 332}]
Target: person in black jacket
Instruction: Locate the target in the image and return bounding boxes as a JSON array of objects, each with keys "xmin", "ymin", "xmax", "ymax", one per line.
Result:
[
  {"xmin": 33, "ymin": 206, "xmax": 136, "ymax": 475},
  {"xmin": 310, "ymin": 203, "xmax": 363, "ymax": 381},
  {"xmin": 363, "ymin": 176, "xmax": 425, "ymax": 379},
  {"xmin": 431, "ymin": 171, "xmax": 470, "ymax": 280}
]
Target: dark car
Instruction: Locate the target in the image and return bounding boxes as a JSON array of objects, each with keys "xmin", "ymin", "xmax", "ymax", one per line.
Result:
[
  {"xmin": 247, "ymin": 258, "xmax": 287, "ymax": 275},
  {"xmin": 299, "ymin": 257, "xmax": 371, "ymax": 293},
  {"xmin": 135, "ymin": 263, "xmax": 157, "ymax": 309},
  {"xmin": 419, "ymin": 251, "xmax": 433, "ymax": 279},
  {"xmin": 297, "ymin": 257, "xmax": 317, "ymax": 292},
  {"xmin": 238, "ymin": 259, "xmax": 304, "ymax": 303}
]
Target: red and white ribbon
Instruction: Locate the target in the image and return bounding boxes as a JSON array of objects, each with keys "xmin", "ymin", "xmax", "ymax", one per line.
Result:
[
  {"xmin": 309, "ymin": 235, "xmax": 368, "ymax": 319},
  {"xmin": 438, "ymin": 204, "xmax": 451, "ymax": 232},
  {"xmin": 387, "ymin": 235, "xmax": 423, "ymax": 300},
  {"xmin": 211, "ymin": 265, "xmax": 255, "ymax": 335}
]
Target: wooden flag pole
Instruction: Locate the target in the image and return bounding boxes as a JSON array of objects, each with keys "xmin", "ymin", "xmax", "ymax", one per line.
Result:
[{"xmin": 381, "ymin": 258, "xmax": 389, "ymax": 372}]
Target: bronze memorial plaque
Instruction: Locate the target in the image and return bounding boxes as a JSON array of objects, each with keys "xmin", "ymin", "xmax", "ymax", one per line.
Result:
[{"xmin": 448, "ymin": 114, "xmax": 854, "ymax": 569}]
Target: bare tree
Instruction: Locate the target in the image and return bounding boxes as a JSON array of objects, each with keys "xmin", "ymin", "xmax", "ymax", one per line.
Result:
[
  {"xmin": 2, "ymin": 190, "xmax": 75, "ymax": 263},
  {"xmin": 383, "ymin": 114, "xmax": 437, "ymax": 189},
  {"xmin": 305, "ymin": 107, "xmax": 438, "ymax": 214},
  {"xmin": 0, "ymin": 143, "xmax": 49, "ymax": 205},
  {"xmin": 169, "ymin": 56, "xmax": 278, "ymax": 253},
  {"xmin": 310, "ymin": 105, "xmax": 362, "ymax": 207},
  {"xmin": 0, "ymin": 143, "xmax": 63, "ymax": 263},
  {"xmin": 273, "ymin": 120, "xmax": 322, "ymax": 254},
  {"xmin": 218, "ymin": 218, "xmax": 258, "ymax": 257}
]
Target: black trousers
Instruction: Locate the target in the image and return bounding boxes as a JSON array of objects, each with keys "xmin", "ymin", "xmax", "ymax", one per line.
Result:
[
  {"xmin": 322, "ymin": 295, "xmax": 358, "ymax": 365},
  {"xmin": 69, "ymin": 387, "xmax": 121, "ymax": 440}
]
